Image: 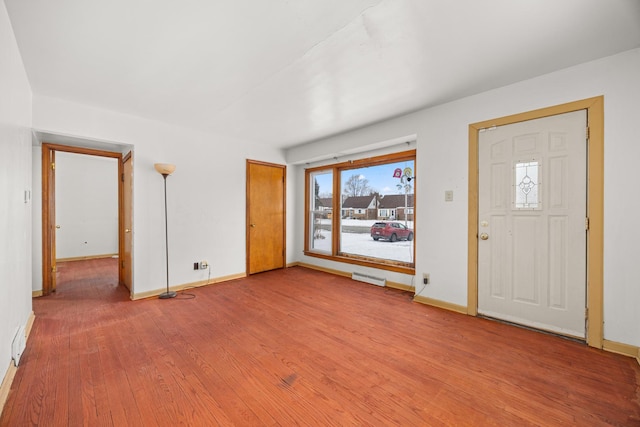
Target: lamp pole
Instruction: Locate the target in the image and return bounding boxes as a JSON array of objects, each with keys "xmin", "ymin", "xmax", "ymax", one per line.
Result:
[
  {"xmin": 155, "ymin": 163, "xmax": 177, "ymax": 299},
  {"xmin": 159, "ymin": 173, "xmax": 176, "ymax": 298}
]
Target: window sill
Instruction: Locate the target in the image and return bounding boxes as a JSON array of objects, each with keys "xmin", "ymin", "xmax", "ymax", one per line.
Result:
[{"xmin": 303, "ymin": 251, "xmax": 415, "ymax": 275}]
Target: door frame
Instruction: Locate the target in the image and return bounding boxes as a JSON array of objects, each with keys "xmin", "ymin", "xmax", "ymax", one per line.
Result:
[
  {"xmin": 41, "ymin": 143, "xmax": 128, "ymax": 296},
  {"xmin": 467, "ymin": 96, "xmax": 604, "ymax": 348},
  {"xmin": 121, "ymin": 151, "xmax": 133, "ymax": 291}
]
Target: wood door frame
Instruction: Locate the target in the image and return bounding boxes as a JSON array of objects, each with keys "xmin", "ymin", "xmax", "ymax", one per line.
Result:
[
  {"xmin": 121, "ymin": 151, "xmax": 133, "ymax": 291},
  {"xmin": 467, "ymin": 96, "xmax": 604, "ymax": 348},
  {"xmin": 41, "ymin": 147, "xmax": 56, "ymax": 293},
  {"xmin": 245, "ymin": 159, "xmax": 286, "ymax": 275},
  {"xmin": 41, "ymin": 143, "xmax": 126, "ymax": 296}
]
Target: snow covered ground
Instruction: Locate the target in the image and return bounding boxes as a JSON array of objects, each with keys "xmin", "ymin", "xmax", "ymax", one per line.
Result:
[{"xmin": 311, "ymin": 219, "xmax": 415, "ymax": 263}]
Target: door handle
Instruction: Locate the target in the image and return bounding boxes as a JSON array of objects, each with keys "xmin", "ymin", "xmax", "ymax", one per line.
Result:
[
  {"xmin": 480, "ymin": 233, "xmax": 489, "ymax": 240},
  {"xmin": 55, "ymin": 225, "xmax": 61, "ymax": 229},
  {"xmin": 125, "ymin": 228, "xmax": 131, "ymax": 233},
  {"xmin": 250, "ymin": 224, "xmax": 256, "ymax": 228}
]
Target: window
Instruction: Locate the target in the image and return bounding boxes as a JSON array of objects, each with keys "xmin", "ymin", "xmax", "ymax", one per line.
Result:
[
  {"xmin": 308, "ymin": 169, "xmax": 333, "ymax": 254},
  {"xmin": 305, "ymin": 150, "xmax": 416, "ymax": 273},
  {"xmin": 514, "ymin": 160, "xmax": 540, "ymax": 209}
]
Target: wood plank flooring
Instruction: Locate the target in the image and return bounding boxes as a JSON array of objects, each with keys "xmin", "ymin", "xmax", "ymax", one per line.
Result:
[{"xmin": 2, "ymin": 258, "xmax": 639, "ymax": 426}]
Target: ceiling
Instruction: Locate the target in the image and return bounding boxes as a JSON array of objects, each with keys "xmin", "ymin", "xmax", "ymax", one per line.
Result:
[{"xmin": 6, "ymin": 0, "xmax": 640, "ymax": 149}]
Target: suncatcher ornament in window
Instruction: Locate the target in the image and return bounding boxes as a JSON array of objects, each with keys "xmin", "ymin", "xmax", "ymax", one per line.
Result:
[{"xmin": 514, "ymin": 161, "xmax": 540, "ymax": 209}]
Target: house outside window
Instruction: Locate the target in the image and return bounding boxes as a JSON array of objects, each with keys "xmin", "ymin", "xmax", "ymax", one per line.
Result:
[
  {"xmin": 308, "ymin": 170, "xmax": 333, "ymax": 253},
  {"xmin": 304, "ymin": 150, "xmax": 416, "ymax": 273}
]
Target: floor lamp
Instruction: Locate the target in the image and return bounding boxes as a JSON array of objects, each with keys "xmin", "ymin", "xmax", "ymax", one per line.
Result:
[{"xmin": 155, "ymin": 163, "xmax": 177, "ymax": 299}]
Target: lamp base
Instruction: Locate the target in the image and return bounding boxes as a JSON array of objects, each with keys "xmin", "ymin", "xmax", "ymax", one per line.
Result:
[{"xmin": 159, "ymin": 291, "xmax": 177, "ymax": 299}]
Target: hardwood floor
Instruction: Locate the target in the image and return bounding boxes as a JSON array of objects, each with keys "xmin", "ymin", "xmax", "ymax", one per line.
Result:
[{"xmin": 2, "ymin": 259, "xmax": 639, "ymax": 426}]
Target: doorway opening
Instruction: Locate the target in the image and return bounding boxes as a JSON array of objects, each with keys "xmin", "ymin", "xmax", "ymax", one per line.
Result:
[{"xmin": 41, "ymin": 143, "xmax": 133, "ymax": 298}]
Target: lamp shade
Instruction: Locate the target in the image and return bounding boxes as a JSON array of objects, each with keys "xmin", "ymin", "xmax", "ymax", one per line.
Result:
[{"xmin": 154, "ymin": 163, "xmax": 176, "ymax": 175}]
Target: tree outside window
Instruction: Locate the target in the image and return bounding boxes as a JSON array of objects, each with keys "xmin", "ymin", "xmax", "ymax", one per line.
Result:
[{"xmin": 304, "ymin": 150, "xmax": 416, "ymax": 273}]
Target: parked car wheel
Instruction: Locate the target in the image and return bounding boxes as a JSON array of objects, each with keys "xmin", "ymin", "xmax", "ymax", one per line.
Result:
[
  {"xmin": 407, "ymin": 232, "xmax": 413, "ymax": 241},
  {"xmin": 390, "ymin": 233, "xmax": 397, "ymax": 242}
]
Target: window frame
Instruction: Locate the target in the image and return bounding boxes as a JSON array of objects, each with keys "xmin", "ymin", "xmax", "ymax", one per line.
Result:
[{"xmin": 304, "ymin": 150, "xmax": 416, "ymax": 274}]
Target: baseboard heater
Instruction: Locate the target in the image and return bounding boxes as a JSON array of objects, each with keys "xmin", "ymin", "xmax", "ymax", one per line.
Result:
[{"xmin": 352, "ymin": 272, "xmax": 386, "ymax": 287}]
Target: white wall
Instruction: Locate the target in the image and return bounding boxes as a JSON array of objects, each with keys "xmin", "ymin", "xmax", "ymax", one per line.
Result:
[
  {"xmin": 31, "ymin": 95, "xmax": 288, "ymax": 297},
  {"xmin": 55, "ymin": 152, "xmax": 118, "ymax": 259},
  {"xmin": 0, "ymin": 0, "xmax": 32, "ymax": 383},
  {"xmin": 289, "ymin": 48, "xmax": 640, "ymax": 348}
]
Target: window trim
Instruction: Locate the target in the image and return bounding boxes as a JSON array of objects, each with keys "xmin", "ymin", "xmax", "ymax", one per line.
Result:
[{"xmin": 304, "ymin": 150, "xmax": 416, "ymax": 275}]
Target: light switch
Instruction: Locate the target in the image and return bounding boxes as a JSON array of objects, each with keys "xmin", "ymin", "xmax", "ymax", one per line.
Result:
[{"xmin": 445, "ymin": 190, "xmax": 453, "ymax": 202}]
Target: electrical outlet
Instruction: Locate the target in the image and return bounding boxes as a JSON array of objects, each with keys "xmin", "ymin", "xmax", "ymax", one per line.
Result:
[
  {"xmin": 423, "ymin": 273, "xmax": 429, "ymax": 285},
  {"xmin": 194, "ymin": 261, "xmax": 209, "ymax": 270}
]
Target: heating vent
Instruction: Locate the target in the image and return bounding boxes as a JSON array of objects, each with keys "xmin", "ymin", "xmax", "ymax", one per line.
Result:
[
  {"xmin": 352, "ymin": 272, "xmax": 386, "ymax": 287},
  {"xmin": 12, "ymin": 326, "xmax": 26, "ymax": 367}
]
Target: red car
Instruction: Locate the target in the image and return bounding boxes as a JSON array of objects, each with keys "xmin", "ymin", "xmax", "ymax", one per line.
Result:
[{"xmin": 370, "ymin": 222, "xmax": 413, "ymax": 242}]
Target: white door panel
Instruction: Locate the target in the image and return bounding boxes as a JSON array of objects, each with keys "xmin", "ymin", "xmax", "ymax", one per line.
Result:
[{"xmin": 478, "ymin": 110, "xmax": 587, "ymax": 338}]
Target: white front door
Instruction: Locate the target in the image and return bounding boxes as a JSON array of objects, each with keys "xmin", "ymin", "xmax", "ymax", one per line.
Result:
[{"xmin": 478, "ymin": 110, "xmax": 587, "ymax": 338}]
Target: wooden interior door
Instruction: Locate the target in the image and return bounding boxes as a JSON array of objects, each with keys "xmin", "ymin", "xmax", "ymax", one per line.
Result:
[
  {"xmin": 246, "ymin": 160, "xmax": 286, "ymax": 274},
  {"xmin": 121, "ymin": 152, "xmax": 133, "ymax": 291}
]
